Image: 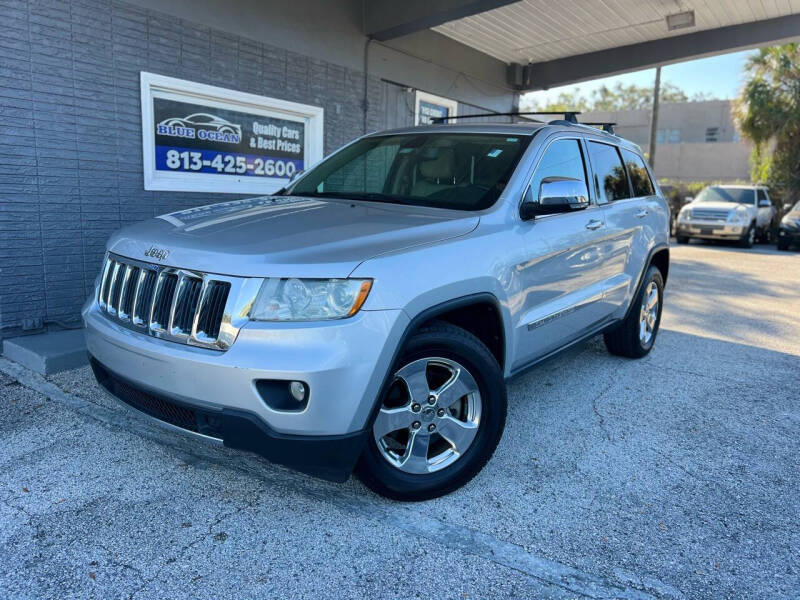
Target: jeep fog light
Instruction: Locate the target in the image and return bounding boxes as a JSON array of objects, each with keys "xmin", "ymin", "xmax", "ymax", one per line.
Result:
[{"xmin": 289, "ymin": 381, "xmax": 307, "ymax": 403}]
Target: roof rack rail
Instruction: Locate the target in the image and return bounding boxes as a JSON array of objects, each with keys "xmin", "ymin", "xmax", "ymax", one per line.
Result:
[
  {"xmin": 581, "ymin": 122, "xmax": 617, "ymax": 134},
  {"xmin": 430, "ymin": 111, "xmax": 580, "ymax": 124}
]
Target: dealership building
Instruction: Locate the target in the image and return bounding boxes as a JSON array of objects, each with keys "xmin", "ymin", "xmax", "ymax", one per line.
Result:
[{"xmin": 2, "ymin": 0, "xmax": 799, "ymax": 361}]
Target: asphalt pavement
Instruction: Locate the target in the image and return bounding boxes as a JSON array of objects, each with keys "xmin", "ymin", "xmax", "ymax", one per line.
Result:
[{"xmin": 1, "ymin": 241, "xmax": 798, "ymax": 599}]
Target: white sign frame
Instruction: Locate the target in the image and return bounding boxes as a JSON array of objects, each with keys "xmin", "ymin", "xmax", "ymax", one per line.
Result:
[
  {"xmin": 414, "ymin": 90, "xmax": 458, "ymax": 125},
  {"xmin": 140, "ymin": 72, "xmax": 324, "ymax": 194}
]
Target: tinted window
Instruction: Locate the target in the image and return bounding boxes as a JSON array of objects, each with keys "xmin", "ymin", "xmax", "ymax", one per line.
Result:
[
  {"xmin": 621, "ymin": 149, "xmax": 655, "ymax": 197},
  {"xmin": 757, "ymin": 189, "xmax": 770, "ymax": 205},
  {"xmin": 526, "ymin": 139, "xmax": 587, "ymax": 203},
  {"xmin": 289, "ymin": 133, "xmax": 531, "ymax": 211},
  {"xmin": 588, "ymin": 142, "xmax": 630, "ymax": 203}
]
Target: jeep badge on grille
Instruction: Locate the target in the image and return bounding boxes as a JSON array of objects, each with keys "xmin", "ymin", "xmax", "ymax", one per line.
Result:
[{"xmin": 144, "ymin": 246, "xmax": 170, "ymax": 261}]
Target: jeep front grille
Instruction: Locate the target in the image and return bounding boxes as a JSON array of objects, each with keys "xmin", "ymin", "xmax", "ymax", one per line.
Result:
[{"xmin": 97, "ymin": 254, "xmax": 261, "ymax": 351}]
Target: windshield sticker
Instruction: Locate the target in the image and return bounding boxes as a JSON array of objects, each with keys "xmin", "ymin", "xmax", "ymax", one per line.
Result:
[
  {"xmin": 506, "ymin": 137, "xmax": 518, "ymax": 142},
  {"xmin": 487, "ymin": 149, "xmax": 503, "ymax": 158}
]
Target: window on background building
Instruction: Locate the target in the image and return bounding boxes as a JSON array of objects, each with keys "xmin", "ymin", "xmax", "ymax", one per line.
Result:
[
  {"xmin": 656, "ymin": 129, "xmax": 680, "ymax": 144},
  {"xmin": 705, "ymin": 127, "xmax": 719, "ymax": 142}
]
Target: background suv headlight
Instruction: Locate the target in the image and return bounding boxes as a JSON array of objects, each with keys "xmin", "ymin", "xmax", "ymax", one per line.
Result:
[
  {"xmin": 678, "ymin": 209, "xmax": 690, "ymax": 222},
  {"xmin": 727, "ymin": 207, "xmax": 749, "ymax": 224},
  {"xmin": 249, "ymin": 278, "xmax": 372, "ymax": 321}
]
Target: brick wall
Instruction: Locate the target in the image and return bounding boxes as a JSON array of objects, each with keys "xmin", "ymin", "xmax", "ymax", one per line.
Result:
[{"xmin": 0, "ymin": 0, "xmax": 423, "ymax": 336}]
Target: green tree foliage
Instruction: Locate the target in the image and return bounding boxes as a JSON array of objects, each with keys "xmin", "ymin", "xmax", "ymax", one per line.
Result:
[
  {"xmin": 522, "ymin": 81, "xmax": 712, "ymax": 113},
  {"xmin": 733, "ymin": 44, "xmax": 800, "ymax": 202}
]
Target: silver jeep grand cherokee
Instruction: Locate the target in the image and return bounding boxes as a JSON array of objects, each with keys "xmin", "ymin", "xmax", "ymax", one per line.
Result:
[{"xmin": 84, "ymin": 121, "xmax": 670, "ymax": 500}]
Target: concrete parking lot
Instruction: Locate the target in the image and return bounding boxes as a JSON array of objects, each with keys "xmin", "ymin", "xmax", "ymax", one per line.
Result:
[{"xmin": 1, "ymin": 243, "xmax": 798, "ymax": 600}]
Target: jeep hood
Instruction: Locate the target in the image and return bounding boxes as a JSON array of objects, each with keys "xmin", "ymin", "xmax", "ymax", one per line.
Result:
[{"xmin": 107, "ymin": 196, "xmax": 479, "ymax": 278}]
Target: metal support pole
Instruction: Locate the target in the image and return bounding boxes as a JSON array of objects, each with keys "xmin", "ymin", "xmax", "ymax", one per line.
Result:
[{"xmin": 648, "ymin": 66, "xmax": 661, "ymax": 168}]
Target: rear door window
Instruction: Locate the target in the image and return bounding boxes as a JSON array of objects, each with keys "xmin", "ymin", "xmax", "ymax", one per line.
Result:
[
  {"xmin": 587, "ymin": 142, "xmax": 631, "ymax": 203},
  {"xmin": 621, "ymin": 149, "xmax": 655, "ymax": 197}
]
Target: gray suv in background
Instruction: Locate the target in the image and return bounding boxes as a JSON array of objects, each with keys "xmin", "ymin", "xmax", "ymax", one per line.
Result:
[{"xmin": 84, "ymin": 120, "xmax": 670, "ymax": 500}]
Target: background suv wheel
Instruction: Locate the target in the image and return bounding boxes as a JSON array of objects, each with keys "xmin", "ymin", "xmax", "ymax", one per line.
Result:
[
  {"xmin": 740, "ymin": 223, "xmax": 756, "ymax": 248},
  {"xmin": 356, "ymin": 322, "xmax": 506, "ymax": 501}
]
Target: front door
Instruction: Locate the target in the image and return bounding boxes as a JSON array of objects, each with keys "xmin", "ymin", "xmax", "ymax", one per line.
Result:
[{"xmin": 513, "ymin": 137, "xmax": 612, "ymax": 368}]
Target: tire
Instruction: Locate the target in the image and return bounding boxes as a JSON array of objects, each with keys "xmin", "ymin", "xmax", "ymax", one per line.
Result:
[
  {"xmin": 356, "ymin": 321, "xmax": 506, "ymax": 501},
  {"xmin": 675, "ymin": 236, "xmax": 689, "ymax": 244},
  {"xmin": 603, "ymin": 265, "xmax": 664, "ymax": 359},
  {"xmin": 777, "ymin": 238, "xmax": 789, "ymax": 251},
  {"xmin": 739, "ymin": 223, "xmax": 755, "ymax": 248}
]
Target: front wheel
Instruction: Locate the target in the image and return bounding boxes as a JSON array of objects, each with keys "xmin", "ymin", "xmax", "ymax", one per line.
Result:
[
  {"xmin": 739, "ymin": 223, "xmax": 756, "ymax": 248},
  {"xmin": 604, "ymin": 265, "xmax": 664, "ymax": 358},
  {"xmin": 356, "ymin": 322, "xmax": 506, "ymax": 501}
]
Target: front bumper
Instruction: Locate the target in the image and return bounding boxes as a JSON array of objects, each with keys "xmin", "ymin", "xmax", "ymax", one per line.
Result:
[
  {"xmin": 89, "ymin": 357, "xmax": 368, "ymax": 481},
  {"xmin": 83, "ymin": 301, "xmax": 409, "ymax": 478},
  {"xmin": 676, "ymin": 220, "xmax": 745, "ymax": 240}
]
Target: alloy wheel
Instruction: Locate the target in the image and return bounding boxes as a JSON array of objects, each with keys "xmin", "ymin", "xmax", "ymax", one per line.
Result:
[
  {"xmin": 373, "ymin": 357, "xmax": 481, "ymax": 474},
  {"xmin": 639, "ymin": 281, "xmax": 659, "ymax": 346}
]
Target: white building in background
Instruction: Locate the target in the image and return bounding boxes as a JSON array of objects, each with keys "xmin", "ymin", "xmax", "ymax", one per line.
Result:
[{"xmin": 581, "ymin": 100, "xmax": 752, "ymax": 183}]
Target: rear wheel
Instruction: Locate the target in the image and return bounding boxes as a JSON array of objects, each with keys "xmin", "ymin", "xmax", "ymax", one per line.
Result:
[
  {"xmin": 675, "ymin": 235, "xmax": 689, "ymax": 244},
  {"xmin": 777, "ymin": 238, "xmax": 790, "ymax": 251},
  {"xmin": 604, "ymin": 265, "xmax": 664, "ymax": 359},
  {"xmin": 356, "ymin": 322, "xmax": 506, "ymax": 501}
]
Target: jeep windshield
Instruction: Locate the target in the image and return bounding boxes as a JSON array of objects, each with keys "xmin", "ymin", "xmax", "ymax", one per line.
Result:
[
  {"xmin": 286, "ymin": 133, "xmax": 532, "ymax": 211},
  {"xmin": 696, "ymin": 186, "xmax": 755, "ymax": 204}
]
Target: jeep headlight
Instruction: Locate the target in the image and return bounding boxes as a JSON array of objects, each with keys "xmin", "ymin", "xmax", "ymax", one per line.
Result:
[
  {"xmin": 249, "ymin": 278, "xmax": 372, "ymax": 321},
  {"xmin": 678, "ymin": 208, "xmax": 690, "ymax": 222}
]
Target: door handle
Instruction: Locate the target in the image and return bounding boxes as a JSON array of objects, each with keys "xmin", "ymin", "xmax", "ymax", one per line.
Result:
[
  {"xmin": 635, "ymin": 208, "xmax": 648, "ymax": 218},
  {"xmin": 585, "ymin": 219, "xmax": 604, "ymax": 230}
]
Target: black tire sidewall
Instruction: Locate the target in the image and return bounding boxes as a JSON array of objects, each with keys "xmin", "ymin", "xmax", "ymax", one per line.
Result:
[
  {"xmin": 632, "ymin": 266, "xmax": 664, "ymax": 354},
  {"xmin": 741, "ymin": 224, "xmax": 755, "ymax": 248},
  {"xmin": 357, "ymin": 325, "xmax": 506, "ymax": 500}
]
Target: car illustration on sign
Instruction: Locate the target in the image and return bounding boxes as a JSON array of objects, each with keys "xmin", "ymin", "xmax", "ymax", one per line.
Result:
[{"xmin": 157, "ymin": 112, "xmax": 242, "ymax": 139}]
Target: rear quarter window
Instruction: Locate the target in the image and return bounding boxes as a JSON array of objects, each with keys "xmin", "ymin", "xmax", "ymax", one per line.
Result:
[{"xmin": 621, "ymin": 149, "xmax": 655, "ymax": 197}]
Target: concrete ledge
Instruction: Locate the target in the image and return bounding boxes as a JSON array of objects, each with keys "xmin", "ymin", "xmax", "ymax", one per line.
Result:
[{"xmin": 2, "ymin": 329, "xmax": 87, "ymax": 375}]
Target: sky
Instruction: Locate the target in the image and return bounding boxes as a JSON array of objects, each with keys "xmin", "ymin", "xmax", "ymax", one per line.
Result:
[{"xmin": 522, "ymin": 49, "xmax": 757, "ymax": 106}]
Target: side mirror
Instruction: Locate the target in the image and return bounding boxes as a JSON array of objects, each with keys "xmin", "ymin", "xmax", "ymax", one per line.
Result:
[
  {"xmin": 682, "ymin": 196, "xmax": 693, "ymax": 205},
  {"xmin": 520, "ymin": 177, "xmax": 589, "ymax": 220},
  {"xmin": 785, "ymin": 202, "xmax": 794, "ymax": 211},
  {"xmin": 758, "ymin": 199, "xmax": 771, "ymax": 207}
]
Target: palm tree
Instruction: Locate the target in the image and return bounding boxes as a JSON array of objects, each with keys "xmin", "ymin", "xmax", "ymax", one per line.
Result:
[{"xmin": 734, "ymin": 44, "xmax": 800, "ymax": 205}]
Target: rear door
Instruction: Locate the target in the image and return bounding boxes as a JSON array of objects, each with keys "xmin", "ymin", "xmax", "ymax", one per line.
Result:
[
  {"xmin": 586, "ymin": 142, "xmax": 652, "ymax": 316},
  {"xmin": 512, "ymin": 136, "xmax": 613, "ymax": 366}
]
